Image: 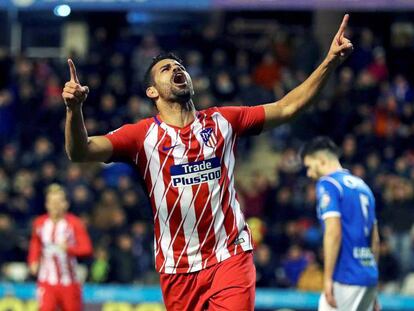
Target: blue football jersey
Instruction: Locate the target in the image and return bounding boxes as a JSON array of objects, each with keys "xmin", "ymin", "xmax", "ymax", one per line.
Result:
[{"xmin": 316, "ymin": 170, "xmax": 378, "ymax": 286}]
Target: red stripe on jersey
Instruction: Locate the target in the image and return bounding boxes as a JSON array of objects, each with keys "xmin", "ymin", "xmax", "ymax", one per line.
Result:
[
  {"xmin": 67, "ymin": 258, "xmax": 75, "ymax": 284},
  {"xmin": 65, "ymin": 226, "xmax": 76, "ymax": 284},
  {"xmin": 150, "ymin": 126, "xmax": 168, "ymax": 271},
  {"xmin": 196, "ymin": 114, "xmax": 224, "ymax": 267},
  {"xmin": 213, "ymin": 120, "xmax": 236, "ymax": 257},
  {"xmin": 51, "ymin": 224, "xmax": 62, "ymax": 284},
  {"xmin": 223, "ymin": 136, "xmax": 240, "ymax": 255},
  {"xmin": 158, "ymin": 131, "xmax": 188, "ymax": 273},
  {"xmin": 181, "ymin": 127, "xmax": 209, "ymax": 272},
  {"xmin": 170, "ymin": 126, "xmax": 205, "ymax": 271}
]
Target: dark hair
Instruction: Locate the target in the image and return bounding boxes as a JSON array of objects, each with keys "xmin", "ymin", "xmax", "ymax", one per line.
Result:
[
  {"xmin": 300, "ymin": 136, "xmax": 340, "ymax": 160},
  {"xmin": 142, "ymin": 52, "xmax": 183, "ymax": 91}
]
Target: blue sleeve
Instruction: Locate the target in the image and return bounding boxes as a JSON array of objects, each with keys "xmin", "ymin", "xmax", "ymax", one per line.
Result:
[{"xmin": 316, "ymin": 179, "xmax": 342, "ymax": 220}]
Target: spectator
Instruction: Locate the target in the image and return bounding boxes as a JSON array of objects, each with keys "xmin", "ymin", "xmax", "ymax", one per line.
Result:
[{"xmin": 110, "ymin": 234, "xmax": 136, "ymax": 283}]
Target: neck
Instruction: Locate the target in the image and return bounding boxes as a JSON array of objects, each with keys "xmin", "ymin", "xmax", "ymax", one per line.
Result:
[
  {"xmin": 50, "ymin": 214, "xmax": 64, "ymax": 223},
  {"xmin": 322, "ymin": 161, "xmax": 343, "ymax": 177},
  {"xmin": 158, "ymin": 100, "xmax": 196, "ymax": 128}
]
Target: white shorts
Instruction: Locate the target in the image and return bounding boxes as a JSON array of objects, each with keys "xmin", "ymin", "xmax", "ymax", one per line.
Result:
[{"xmin": 318, "ymin": 282, "xmax": 377, "ymax": 311}]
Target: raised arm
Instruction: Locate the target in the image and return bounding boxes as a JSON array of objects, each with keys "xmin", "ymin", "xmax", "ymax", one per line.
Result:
[
  {"xmin": 263, "ymin": 14, "xmax": 353, "ymax": 130},
  {"xmin": 62, "ymin": 59, "xmax": 113, "ymax": 162}
]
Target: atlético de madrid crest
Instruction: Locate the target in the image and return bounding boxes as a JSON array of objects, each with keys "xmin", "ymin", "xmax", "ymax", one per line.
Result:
[{"xmin": 200, "ymin": 128, "xmax": 217, "ymax": 148}]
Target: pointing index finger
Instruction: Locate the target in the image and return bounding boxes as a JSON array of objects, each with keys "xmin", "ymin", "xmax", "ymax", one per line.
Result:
[
  {"xmin": 336, "ymin": 14, "xmax": 349, "ymax": 41},
  {"xmin": 68, "ymin": 59, "xmax": 79, "ymax": 83}
]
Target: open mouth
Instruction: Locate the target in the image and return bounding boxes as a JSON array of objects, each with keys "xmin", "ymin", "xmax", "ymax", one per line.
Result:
[{"xmin": 173, "ymin": 72, "xmax": 187, "ymax": 85}]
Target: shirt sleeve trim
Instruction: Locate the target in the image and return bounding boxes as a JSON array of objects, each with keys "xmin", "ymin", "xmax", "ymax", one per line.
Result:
[
  {"xmin": 320, "ymin": 176, "xmax": 344, "ymax": 198},
  {"xmin": 322, "ymin": 211, "xmax": 341, "ymax": 219}
]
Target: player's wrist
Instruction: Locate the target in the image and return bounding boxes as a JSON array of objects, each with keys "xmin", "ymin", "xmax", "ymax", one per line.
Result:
[
  {"xmin": 323, "ymin": 54, "xmax": 340, "ymax": 68},
  {"xmin": 323, "ymin": 276, "xmax": 333, "ymax": 283},
  {"xmin": 66, "ymin": 103, "xmax": 83, "ymax": 113}
]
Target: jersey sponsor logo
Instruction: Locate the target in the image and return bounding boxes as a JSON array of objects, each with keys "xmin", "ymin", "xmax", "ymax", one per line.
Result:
[
  {"xmin": 200, "ymin": 128, "xmax": 217, "ymax": 148},
  {"xmin": 353, "ymin": 247, "xmax": 376, "ymax": 267},
  {"xmin": 170, "ymin": 157, "xmax": 221, "ymax": 187}
]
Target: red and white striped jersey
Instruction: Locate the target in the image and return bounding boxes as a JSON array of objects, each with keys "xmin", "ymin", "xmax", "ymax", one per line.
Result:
[
  {"xmin": 28, "ymin": 213, "xmax": 93, "ymax": 285},
  {"xmin": 105, "ymin": 106, "xmax": 265, "ymax": 274}
]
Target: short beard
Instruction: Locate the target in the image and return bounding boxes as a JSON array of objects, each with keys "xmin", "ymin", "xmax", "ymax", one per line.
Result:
[{"xmin": 171, "ymin": 87, "xmax": 193, "ymax": 103}]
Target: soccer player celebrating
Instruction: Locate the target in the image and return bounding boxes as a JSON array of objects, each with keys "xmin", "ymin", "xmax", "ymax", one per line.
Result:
[
  {"xmin": 28, "ymin": 184, "xmax": 93, "ymax": 311},
  {"xmin": 62, "ymin": 15, "xmax": 353, "ymax": 311},
  {"xmin": 301, "ymin": 137, "xmax": 380, "ymax": 311}
]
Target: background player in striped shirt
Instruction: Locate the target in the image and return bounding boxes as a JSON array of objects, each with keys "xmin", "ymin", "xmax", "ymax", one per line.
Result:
[
  {"xmin": 301, "ymin": 137, "xmax": 380, "ymax": 311},
  {"xmin": 62, "ymin": 15, "xmax": 353, "ymax": 311},
  {"xmin": 28, "ymin": 184, "xmax": 93, "ymax": 311}
]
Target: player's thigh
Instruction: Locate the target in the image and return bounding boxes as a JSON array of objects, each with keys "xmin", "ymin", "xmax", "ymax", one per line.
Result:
[
  {"xmin": 318, "ymin": 293, "xmax": 337, "ymax": 311},
  {"xmin": 334, "ymin": 282, "xmax": 375, "ymax": 311},
  {"xmin": 60, "ymin": 284, "xmax": 83, "ymax": 311},
  {"xmin": 37, "ymin": 284, "xmax": 58, "ymax": 311},
  {"xmin": 207, "ymin": 284, "xmax": 255, "ymax": 311},
  {"xmin": 357, "ymin": 286, "xmax": 377, "ymax": 311},
  {"xmin": 160, "ymin": 272, "xmax": 207, "ymax": 311},
  {"xmin": 208, "ymin": 252, "xmax": 256, "ymax": 311}
]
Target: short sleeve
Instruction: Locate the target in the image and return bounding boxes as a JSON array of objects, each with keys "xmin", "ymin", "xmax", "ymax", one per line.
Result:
[
  {"xmin": 104, "ymin": 123, "xmax": 141, "ymax": 163},
  {"xmin": 316, "ymin": 179, "xmax": 341, "ymax": 220},
  {"xmin": 217, "ymin": 106, "xmax": 265, "ymax": 136}
]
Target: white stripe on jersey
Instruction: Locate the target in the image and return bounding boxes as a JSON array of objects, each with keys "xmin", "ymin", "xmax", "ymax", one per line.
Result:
[
  {"xmin": 165, "ymin": 123, "xmax": 203, "ymax": 273},
  {"xmin": 189, "ymin": 115, "xmax": 222, "ymax": 270},
  {"xmin": 149, "ymin": 130, "xmax": 176, "ymax": 198},
  {"xmin": 212, "ymin": 113, "xmax": 233, "ymax": 262},
  {"xmin": 215, "ymin": 112, "xmax": 253, "ymax": 254},
  {"xmin": 41, "ymin": 220, "xmax": 58, "ymax": 285},
  {"xmin": 143, "ymin": 124, "xmax": 165, "ymax": 180},
  {"xmin": 154, "ymin": 128, "xmax": 192, "ymax": 263},
  {"xmin": 38, "ymin": 219, "xmax": 78, "ymax": 285},
  {"xmin": 136, "ymin": 123, "xmax": 156, "ymax": 165},
  {"xmin": 55, "ymin": 221, "xmax": 71, "ymax": 285},
  {"xmin": 145, "ymin": 125, "xmax": 175, "ymax": 273}
]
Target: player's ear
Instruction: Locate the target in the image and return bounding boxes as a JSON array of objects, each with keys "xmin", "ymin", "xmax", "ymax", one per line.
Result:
[{"xmin": 146, "ymin": 86, "xmax": 158, "ymax": 100}]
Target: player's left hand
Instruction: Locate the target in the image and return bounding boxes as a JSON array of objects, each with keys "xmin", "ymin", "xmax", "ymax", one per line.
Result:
[
  {"xmin": 324, "ymin": 279, "xmax": 337, "ymax": 308},
  {"xmin": 58, "ymin": 242, "xmax": 67, "ymax": 252},
  {"xmin": 327, "ymin": 14, "xmax": 353, "ymax": 65}
]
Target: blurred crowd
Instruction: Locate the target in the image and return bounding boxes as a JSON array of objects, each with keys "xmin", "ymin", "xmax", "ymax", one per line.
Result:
[{"xmin": 0, "ymin": 15, "xmax": 413, "ymax": 294}]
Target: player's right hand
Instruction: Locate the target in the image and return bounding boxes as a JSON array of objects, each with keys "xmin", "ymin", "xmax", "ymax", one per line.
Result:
[
  {"xmin": 324, "ymin": 279, "xmax": 337, "ymax": 308},
  {"xmin": 29, "ymin": 262, "xmax": 39, "ymax": 276},
  {"xmin": 62, "ymin": 59, "xmax": 89, "ymax": 109}
]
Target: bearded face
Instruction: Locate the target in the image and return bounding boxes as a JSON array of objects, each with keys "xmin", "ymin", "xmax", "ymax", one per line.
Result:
[{"xmin": 150, "ymin": 59, "xmax": 194, "ymax": 104}]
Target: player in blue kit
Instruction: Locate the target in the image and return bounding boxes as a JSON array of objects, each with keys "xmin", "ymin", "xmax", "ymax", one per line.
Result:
[{"xmin": 301, "ymin": 137, "xmax": 380, "ymax": 311}]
